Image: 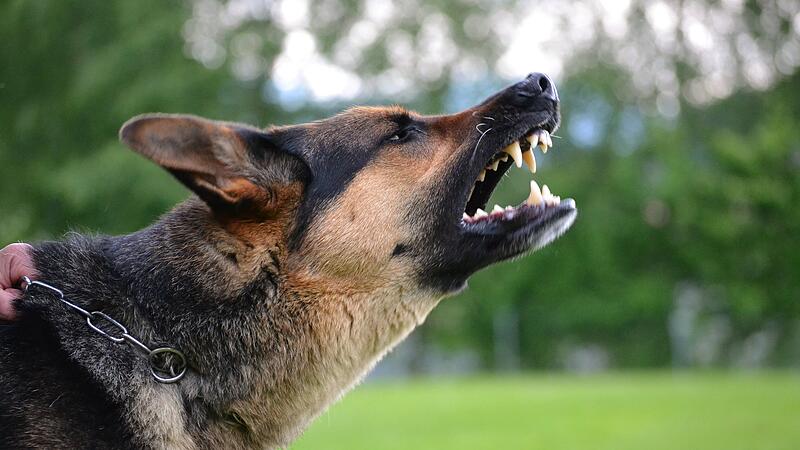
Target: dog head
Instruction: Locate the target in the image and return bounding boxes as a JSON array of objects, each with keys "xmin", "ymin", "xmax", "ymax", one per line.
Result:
[{"xmin": 120, "ymin": 73, "xmax": 576, "ymax": 295}]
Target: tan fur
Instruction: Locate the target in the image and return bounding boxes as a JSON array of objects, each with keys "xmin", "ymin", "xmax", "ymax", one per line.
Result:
[
  {"xmin": 298, "ymin": 166, "xmax": 413, "ymax": 279},
  {"xmin": 131, "ymin": 385, "xmax": 198, "ymax": 450},
  {"xmin": 200, "ymin": 280, "xmax": 441, "ymax": 448}
]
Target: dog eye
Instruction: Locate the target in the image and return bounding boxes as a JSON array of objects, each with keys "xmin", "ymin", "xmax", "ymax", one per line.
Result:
[{"xmin": 387, "ymin": 127, "xmax": 417, "ymax": 143}]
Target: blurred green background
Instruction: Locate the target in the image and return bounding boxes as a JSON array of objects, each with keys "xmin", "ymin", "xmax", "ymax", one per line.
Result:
[{"xmin": 1, "ymin": 0, "xmax": 798, "ymax": 448}]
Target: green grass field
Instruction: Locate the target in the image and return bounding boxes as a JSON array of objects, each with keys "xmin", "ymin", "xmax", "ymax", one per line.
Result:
[{"xmin": 292, "ymin": 372, "xmax": 800, "ymax": 450}]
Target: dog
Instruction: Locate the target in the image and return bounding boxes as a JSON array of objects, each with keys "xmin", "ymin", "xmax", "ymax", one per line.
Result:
[{"xmin": 0, "ymin": 73, "xmax": 575, "ymax": 449}]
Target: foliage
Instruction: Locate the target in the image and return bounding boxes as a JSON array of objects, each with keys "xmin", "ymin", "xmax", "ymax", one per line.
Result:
[{"xmin": 1, "ymin": 0, "xmax": 798, "ymax": 369}]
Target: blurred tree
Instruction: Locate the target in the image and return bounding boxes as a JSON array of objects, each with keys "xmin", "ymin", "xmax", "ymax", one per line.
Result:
[
  {"xmin": 1, "ymin": 0, "xmax": 798, "ymax": 370},
  {"xmin": 1, "ymin": 0, "xmax": 226, "ymax": 238}
]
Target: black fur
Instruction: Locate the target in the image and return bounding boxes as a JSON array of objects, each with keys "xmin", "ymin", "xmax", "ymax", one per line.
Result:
[
  {"xmin": 0, "ymin": 211, "xmax": 282, "ymax": 447},
  {"xmin": 1, "ymin": 235, "xmax": 143, "ymax": 448},
  {"xmin": 0, "ymin": 311, "xmax": 136, "ymax": 449}
]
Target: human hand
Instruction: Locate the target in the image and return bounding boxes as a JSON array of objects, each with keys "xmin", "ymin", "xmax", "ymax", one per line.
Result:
[{"xmin": 0, "ymin": 243, "xmax": 36, "ymax": 321}]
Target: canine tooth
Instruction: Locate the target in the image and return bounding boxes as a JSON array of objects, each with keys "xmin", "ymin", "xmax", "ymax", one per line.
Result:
[
  {"xmin": 475, "ymin": 208, "xmax": 488, "ymax": 218},
  {"xmin": 521, "ymin": 149, "xmax": 536, "ymax": 173},
  {"xmin": 490, "ymin": 160, "xmax": 500, "ymax": 171},
  {"xmin": 493, "ymin": 204, "xmax": 504, "ymax": 213},
  {"xmin": 527, "ymin": 180, "xmax": 543, "ymax": 206},
  {"xmin": 463, "ymin": 212, "xmax": 470, "ymax": 221},
  {"xmin": 478, "ymin": 169, "xmax": 486, "ymax": 182},
  {"xmin": 504, "ymin": 141, "xmax": 523, "ymax": 168}
]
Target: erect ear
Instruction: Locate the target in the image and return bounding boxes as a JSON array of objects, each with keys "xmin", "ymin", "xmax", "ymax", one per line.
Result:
[{"xmin": 120, "ymin": 113, "xmax": 307, "ymax": 215}]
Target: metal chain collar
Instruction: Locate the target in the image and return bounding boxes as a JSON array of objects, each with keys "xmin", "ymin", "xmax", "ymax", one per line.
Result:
[{"xmin": 21, "ymin": 276, "xmax": 187, "ymax": 384}]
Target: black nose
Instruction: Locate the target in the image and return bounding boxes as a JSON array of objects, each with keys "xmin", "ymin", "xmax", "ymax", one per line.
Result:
[{"xmin": 520, "ymin": 72, "xmax": 558, "ymax": 102}]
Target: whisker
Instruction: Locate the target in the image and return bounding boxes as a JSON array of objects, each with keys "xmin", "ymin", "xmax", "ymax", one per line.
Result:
[
  {"xmin": 471, "ymin": 112, "xmax": 496, "ymax": 121},
  {"xmin": 471, "ymin": 125, "xmax": 493, "ymax": 162}
]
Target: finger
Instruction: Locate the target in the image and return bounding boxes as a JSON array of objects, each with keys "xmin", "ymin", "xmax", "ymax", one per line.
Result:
[
  {"xmin": 0, "ymin": 289, "xmax": 19, "ymax": 321},
  {"xmin": 0, "ymin": 243, "xmax": 36, "ymax": 289},
  {"xmin": 8, "ymin": 243, "xmax": 36, "ymax": 282}
]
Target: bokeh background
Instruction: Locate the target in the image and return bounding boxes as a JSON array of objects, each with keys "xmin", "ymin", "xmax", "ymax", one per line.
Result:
[{"xmin": 1, "ymin": 0, "xmax": 799, "ymax": 448}]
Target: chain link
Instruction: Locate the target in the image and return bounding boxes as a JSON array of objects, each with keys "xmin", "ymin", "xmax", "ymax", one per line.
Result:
[{"xmin": 21, "ymin": 276, "xmax": 187, "ymax": 384}]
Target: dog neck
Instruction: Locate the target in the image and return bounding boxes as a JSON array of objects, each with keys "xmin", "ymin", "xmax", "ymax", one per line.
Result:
[{"xmin": 95, "ymin": 197, "xmax": 442, "ymax": 448}]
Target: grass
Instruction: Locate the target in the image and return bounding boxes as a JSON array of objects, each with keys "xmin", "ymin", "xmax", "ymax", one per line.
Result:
[{"xmin": 292, "ymin": 372, "xmax": 800, "ymax": 450}]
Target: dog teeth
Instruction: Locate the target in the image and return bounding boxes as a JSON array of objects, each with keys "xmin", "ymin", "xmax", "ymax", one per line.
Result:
[
  {"xmin": 463, "ymin": 212, "xmax": 470, "ymax": 221},
  {"xmin": 524, "ymin": 181, "xmax": 562, "ymax": 207},
  {"xmin": 539, "ymin": 130, "xmax": 551, "ymax": 153},
  {"xmin": 541, "ymin": 184, "xmax": 561, "ymax": 206},
  {"xmin": 466, "ymin": 128, "xmax": 567, "ymax": 220},
  {"xmin": 527, "ymin": 180, "xmax": 544, "ymax": 206},
  {"xmin": 522, "ymin": 149, "xmax": 536, "ymax": 173},
  {"xmin": 503, "ymin": 141, "xmax": 523, "ymax": 168},
  {"xmin": 526, "ymin": 129, "xmax": 553, "ymax": 153}
]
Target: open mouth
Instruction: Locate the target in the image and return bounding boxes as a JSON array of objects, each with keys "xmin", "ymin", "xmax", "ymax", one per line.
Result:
[
  {"xmin": 460, "ymin": 125, "xmax": 574, "ymax": 228},
  {"xmin": 417, "ymin": 74, "xmax": 575, "ymax": 288}
]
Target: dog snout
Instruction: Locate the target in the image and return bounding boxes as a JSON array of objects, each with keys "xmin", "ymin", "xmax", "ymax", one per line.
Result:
[{"xmin": 513, "ymin": 72, "xmax": 558, "ymax": 103}]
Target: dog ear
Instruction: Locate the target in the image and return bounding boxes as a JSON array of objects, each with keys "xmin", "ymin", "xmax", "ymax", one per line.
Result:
[{"xmin": 120, "ymin": 113, "xmax": 307, "ymax": 215}]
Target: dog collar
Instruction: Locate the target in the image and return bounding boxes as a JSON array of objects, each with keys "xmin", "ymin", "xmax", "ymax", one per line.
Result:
[{"xmin": 21, "ymin": 276, "xmax": 187, "ymax": 383}]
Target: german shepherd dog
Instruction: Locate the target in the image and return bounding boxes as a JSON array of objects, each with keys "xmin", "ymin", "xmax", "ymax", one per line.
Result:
[{"xmin": 0, "ymin": 73, "xmax": 575, "ymax": 448}]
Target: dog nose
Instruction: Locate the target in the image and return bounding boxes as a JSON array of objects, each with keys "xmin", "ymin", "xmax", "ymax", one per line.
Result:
[{"xmin": 520, "ymin": 72, "xmax": 558, "ymax": 102}]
